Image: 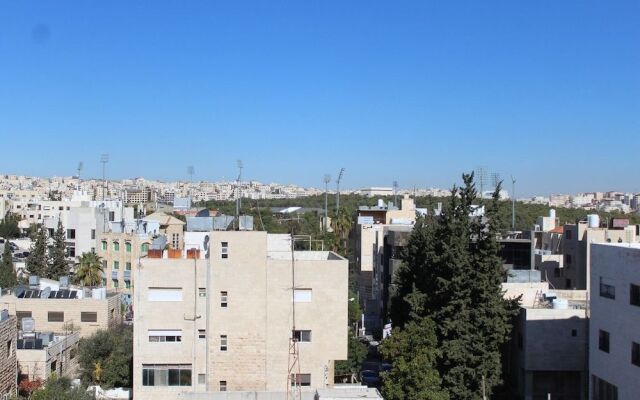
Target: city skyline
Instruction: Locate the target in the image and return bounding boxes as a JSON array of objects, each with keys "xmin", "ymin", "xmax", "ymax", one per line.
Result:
[{"xmin": 2, "ymin": 1, "xmax": 639, "ymax": 195}]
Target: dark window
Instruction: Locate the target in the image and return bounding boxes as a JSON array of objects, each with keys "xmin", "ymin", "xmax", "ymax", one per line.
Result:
[
  {"xmin": 565, "ymin": 230, "xmax": 572, "ymax": 240},
  {"xmin": 48, "ymin": 312, "xmax": 64, "ymax": 322},
  {"xmin": 220, "ymin": 335, "xmax": 227, "ymax": 351},
  {"xmin": 632, "ymin": 342, "xmax": 640, "ymax": 367},
  {"xmin": 630, "ymin": 284, "xmax": 640, "ymax": 307},
  {"xmin": 7, "ymin": 340, "xmax": 12, "ymax": 357},
  {"xmin": 51, "ymin": 360, "xmax": 57, "ymax": 374},
  {"xmin": 221, "ymin": 242, "xmax": 228, "ymax": 259},
  {"xmin": 91, "ymin": 229, "xmax": 96, "ymax": 240},
  {"xmin": 293, "ymin": 330, "xmax": 312, "ymax": 342},
  {"xmin": 66, "ymin": 229, "xmax": 76, "ymax": 239},
  {"xmin": 291, "ymin": 374, "xmax": 311, "ymax": 387},
  {"xmin": 220, "ymin": 291, "xmax": 228, "ymax": 307},
  {"xmin": 592, "ymin": 375, "xmax": 618, "ymax": 400},
  {"xmin": 565, "ymin": 279, "xmax": 572, "ymax": 289},
  {"xmin": 220, "ymin": 381, "xmax": 227, "ymax": 391},
  {"xmin": 198, "ymin": 330, "xmax": 206, "ymax": 339},
  {"xmin": 600, "ymin": 278, "xmax": 616, "ymax": 299},
  {"xmin": 571, "ymin": 329, "xmax": 577, "ymax": 337},
  {"xmin": 81, "ymin": 312, "xmax": 98, "ymax": 323},
  {"xmin": 599, "ymin": 330, "xmax": 610, "ymax": 353},
  {"xmin": 142, "ymin": 364, "xmax": 192, "ymax": 387}
]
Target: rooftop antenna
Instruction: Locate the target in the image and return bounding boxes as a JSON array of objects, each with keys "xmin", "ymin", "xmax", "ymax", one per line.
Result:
[
  {"xmin": 491, "ymin": 173, "xmax": 501, "ymax": 191},
  {"xmin": 76, "ymin": 161, "xmax": 84, "ymax": 191},
  {"xmin": 323, "ymin": 174, "xmax": 331, "ymax": 233},
  {"xmin": 393, "ymin": 180, "xmax": 399, "ymax": 207},
  {"xmin": 235, "ymin": 160, "xmax": 243, "ymax": 230},
  {"xmin": 511, "ymin": 175, "xmax": 516, "ymax": 230},
  {"xmin": 475, "ymin": 166, "xmax": 488, "ymax": 199},
  {"xmin": 336, "ymin": 168, "xmax": 345, "ymax": 213},
  {"xmin": 100, "ymin": 154, "xmax": 109, "ymax": 201},
  {"xmin": 286, "ymin": 233, "xmax": 302, "ymax": 400}
]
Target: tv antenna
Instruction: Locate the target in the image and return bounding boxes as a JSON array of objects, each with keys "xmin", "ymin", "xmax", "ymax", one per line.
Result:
[
  {"xmin": 100, "ymin": 154, "xmax": 109, "ymax": 201},
  {"xmin": 323, "ymin": 174, "xmax": 331, "ymax": 232},
  {"xmin": 393, "ymin": 180, "xmax": 399, "ymax": 207},
  {"xmin": 76, "ymin": 161, "xmax": 84, "ymax": 190},
  {"xmin": 336, "ymin": 168, "xmax": 345, "ymax": 213}
]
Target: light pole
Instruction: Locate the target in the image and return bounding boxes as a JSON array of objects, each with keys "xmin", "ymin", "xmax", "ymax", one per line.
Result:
[
  {"xmin": 511, "ymin": 176, "xmax": 516, "ymax": 230},
  {"xmin": 323, "ymin": 174, "xmax": 331, "ymax": 232},
  {"xmin": 336, "ymin": 168, "xmax": 345, "ymax": 213}
]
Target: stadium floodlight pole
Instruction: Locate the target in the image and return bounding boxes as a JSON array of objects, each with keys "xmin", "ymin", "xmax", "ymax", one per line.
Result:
[
  {"xmin": 100, "ymin": 154, "xmax": 109, "ymax": 200},
  {"xmin": 511, "ymin": 176, "xmax": 516, "ymax": 230},
  {"xmin": 336, "ymin": 168, "xmax": 345, "ymax": 213},
  {"xmin": 323, "ymin": 174, "xmax": 331, "ymax": 232}
]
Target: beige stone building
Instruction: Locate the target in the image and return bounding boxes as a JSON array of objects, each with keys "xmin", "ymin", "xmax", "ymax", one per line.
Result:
[
  {"xmin": 97, "ymin": 231, "xmax": 154, "ymax": 292},
  {"xmin": 17, "ymin": 331, "xmax": 80, "ymax": 382},
  {"xmin": 133, "ymin": 231, "xmax": 348, "ymax": 400},
  {"xmin": 144, "ymin": 211, "xmax": 185, "ymax": 250},
  {"xmin": 0, "ymin": 313, "xmax": 17, "ymax": 398},
  {"xmin": 0, "ymin": 289, "xmax": 121, "ymax": 338}
]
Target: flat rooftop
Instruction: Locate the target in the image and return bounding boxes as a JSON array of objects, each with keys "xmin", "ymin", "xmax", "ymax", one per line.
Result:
[{"xmin": 268, "ymin": 251, "xmax": 345, "ymax": 261}]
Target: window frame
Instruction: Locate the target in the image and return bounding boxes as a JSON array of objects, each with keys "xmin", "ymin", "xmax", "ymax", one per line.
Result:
[
  {"xmin": 598, "ymin": 330, "xmax": 610, "ymax": 353},
  {"xmin": 47, "ymin": 311, "xmax": 64, "ymax": 323}
]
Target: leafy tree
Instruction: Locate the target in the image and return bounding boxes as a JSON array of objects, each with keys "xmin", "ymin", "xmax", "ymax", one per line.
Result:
[
  {"xmin": 74, "ymin": 252, "xmax": 104, "ymax": 287},
  {"xmin": 0, "ymin": 241, "xmax": 17, "ymax": 289},
  {"xmin": 0, "ymin": 212, "xmax": 20, "ymax": 239},
  {"xmin": 335, "ymin": 334, "xmax": 367, "ymax": 378},
  {"xmin": 78, "ymin": 324, "xmax": 132, "ymax": 388},
  {"xmin": 379, "ymin": 318, "xmax": 449, "ymax": 400},
  {"xmin": 48, "ymin": 219, "xmax": 69, "ymax": 280},
  {"xmin": 348, "ymin": 290, "xmax": 362, "ymax": 326},
  {"xmin": 389, "ymin": 173, "xmax": 519, "ymax": 399},
  {"xmin": 25, "ymin": 225, "xmax": 48, "ymax": 278},
  {"xmin": 29, "ymin": 376, "xmax": 93, "ymax": 400}
]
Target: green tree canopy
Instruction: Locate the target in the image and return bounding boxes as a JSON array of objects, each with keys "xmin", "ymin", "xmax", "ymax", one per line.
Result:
[
  {"xmin": 0, "ymin": 212, "xmax": 20, "ymax": 239},
  {"xmin": 48, "ymin": 219, "xmax": 69, "ymax": 280},
  {"xmin": 25, "ymin": 225, "xmax": 48, "ymax": 278},
  {"xmin": 77, "ymin": 324, "xmax": 132, "ymax": 388},
  {"xmin": 74, "ymin": 252, "xmax": 104, "ymax": 287},
  {"xmin": 0, "ymin": 242, "xmax": 17, "ymax": 289}
]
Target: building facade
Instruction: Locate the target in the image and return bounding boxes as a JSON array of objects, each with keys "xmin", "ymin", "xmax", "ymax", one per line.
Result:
[
  {"xmin": 133, "ymin": 231, "xmax": 348, "ymax": 400},
  {"xmin": 0, "ymin": 313, "xmax": 17, "ymax": 398},
  {"xmin": 589, "ymin": 243, "xmax": 640, "ymax": 399}
]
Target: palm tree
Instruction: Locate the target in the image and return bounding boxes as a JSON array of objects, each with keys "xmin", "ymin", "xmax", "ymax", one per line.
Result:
[
  {"xmin": 74, "ymin": 252, "xmax": 104, "ymax": 287},
  {"xmin": 331, "ymin": 207, "xmax": 353, "ymax": 253}
]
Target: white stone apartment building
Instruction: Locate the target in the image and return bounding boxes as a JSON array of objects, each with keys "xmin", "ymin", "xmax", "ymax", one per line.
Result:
[
  {"xmin": 17, "ymin": 330, "xmax": 80, "ymax": 382},
  {"xmin": 133, "ymin": 231, "xmax": 348, "ymax": 400},
  {"xmin": 589, "ymin": 243, "xmax": 640, "ymax": 399}
]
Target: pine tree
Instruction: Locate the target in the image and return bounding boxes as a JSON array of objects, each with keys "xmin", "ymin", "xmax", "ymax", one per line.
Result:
[
  {"xmin": 0, "ymin": 242, "xmax": 17, "ymax": 289},
  {"xmin": 48, "ymin": 219, "xmax": 69, "ymax": 279},
  {"xmin": 389, "ymin": 173, "xmax": 519, "ymax": 399},
  {"xmin": 26, "ymin": 225, "xmax": 49, "ymax": 278}
]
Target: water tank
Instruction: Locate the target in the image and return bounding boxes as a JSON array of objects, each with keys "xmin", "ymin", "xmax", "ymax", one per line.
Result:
[
  {"xmin": 552, "ymin": 299, "xmax": 569, "ymax": 309},
  {"xmin": 587, "ymin": 214, "xmax": 600, "ymax": 228},
  {"xmin": 0, "ymin": 309, "xmax": 8, "ymax": 321},
  {"xmin": 549, "ymin": 209, "xmax": 556, "ymax": 219},
  {"xmin": 22, "ymin": 317, "xmax": 35, "ymax": 332},
  {"xmin": 59, "ymin": 276, "xmax": 70, "ymax": 289}
]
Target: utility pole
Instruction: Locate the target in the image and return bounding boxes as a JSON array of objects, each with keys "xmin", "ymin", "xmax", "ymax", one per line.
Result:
[
  {"xmin": 323, "ymin": 174, "xmax": 331, "ymax": 232},
  {"xmin": 235, "ymin": 160, "xmax": 243, "ymax": 230},
  {"xmin": 511, "ymin": 176, "xmax": 516, "ymax": 230},
  {"xmin": 336, "ymin": 168, "xmax": 345, "ymax": 213}
]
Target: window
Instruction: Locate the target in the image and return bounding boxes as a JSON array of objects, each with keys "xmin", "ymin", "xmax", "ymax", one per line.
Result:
[
  {"xmin": 220, "ymin": 291, "xmax": 228, "ymax": 307},
  {"xmin": 565, "ymin": 230, "xmax": 572, "ymax": 240},
  {"xmin": 51, "ymin": 360, "xmax": 57, "ymax": 374},
  {"xmin": 113, "ymin": 280, "xmax": 119, "ymax": 288},
  {"xmin": 221, "ymin": 242, "xmax": 228, "ymax": 259},
  {"xmin": 126, "ymin": 262, "xmax": 131, "ymax": 271},
  {"xmin": 198, "ymin": 374, "xmax": 206, "ymax": 385},
  {"xmin": 101, "ymin": 241, "xmax": 107, "ymax": 251},
  {"xmin": 109, "ymin": 211, "xmax": 115, "ymax": 222},
  {"xmin": 91, "ymin": 229, "xmax": 96, "ymax": 240},
  {"xmin": 292, "ymin": 330, "xmax": 312, "ymax": 342},
  {"xmin": 172, "ymin": 233, "xmax": 180, "ymax": 249},
  {"xmin": 599, "ymin": 330, "xmax": 610, "ymax": 353},
  {"xmin": 113, "ymin": 241, "xmax": 120, "ymax": 251},
  {"xmin": 48, "ymin": 312, "xmax": 64, "ymax": 322},
  {"xmin": 565, "ymin": 279, "xmax": 572, "ymax": 289},
  {"xmin": 148, "ymin": 288, "xmax": 183, "ymax": 302},
  {"xmin": 293, "ymin": 289, "xmax": 312, "ymax": 302},
  {"xmin": 81, "ymin": 312, "xmax": 97, "ymax": 323},
  {"xmin": 571, "ymin": 329, "xmax": 577, "ymax": 337},
  {"xmin": 291, "ymin": 374, "xmax": 311, "ymax": 387},
  {"xmin": 141, "ymin": 243, "xmax": 149, "ymax": 253},
  {"xmin": 7, "ymin": 340, "xmax": 12, "ymax": 357},
  {"xmin": 592, "ymin": 375, "xmax": 618, "ymax": 400},
  {"xmin": 220, "ymin": 335, "xmax": 227, "ymax": 351},
  {"xmin": 220, "ymin": 381, "xmax": 227, "ymax": 391},
  {"xmin": 125, "ymin": 281, "xmax": 131, "ymax": 289},
  {"xmin": 198, "ymin": 288, "xmax": 206, "ymax": 297},
  {"xmin": 142, "ymin": 364, "xmax": 192, "ymax": 387},
  {"xmin": 148, "ymin": 330, "xmax": 182, "ymax": 342},
  {"xmin": 198, "ymin": 329, "xmax": 206, "ymax": 339},
  {"xmin": 113, "ymin": 261, "xmax": 120, "ymax": 270},
  {"xmin": 633, "ymin": 342, "xmax": 640, "ymax": 367},
  {"xmin": 631, "ymin": 284, "xmax": 640, "ymax": 306},
  {"xmin": 66, "ymin": 229, "xmax": 76, "ymax": 239},
  {"xmin": 67, "ymin": 246, "xmax": 75, "ymax": 257},
  {"xmin": 125, "ymin": 242, "xmax": 132, "ymax": 252},
  {"xmin": 600, "ymin": 277, "xmax": 616, "ymax": 299}
]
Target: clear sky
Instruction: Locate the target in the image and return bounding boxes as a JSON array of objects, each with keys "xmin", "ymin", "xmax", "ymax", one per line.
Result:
[{"xmin": 1, "ymin": 1, "xmax": 638, "ymax": 196}]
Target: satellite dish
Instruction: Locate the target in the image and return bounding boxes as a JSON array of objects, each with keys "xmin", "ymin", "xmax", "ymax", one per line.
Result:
[{"xmin": 40, "ymin": 287, "xmax": 51, "ymax": 299}]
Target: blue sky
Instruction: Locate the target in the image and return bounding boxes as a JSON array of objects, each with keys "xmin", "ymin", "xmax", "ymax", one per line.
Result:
[{"xmin": 1, "ymin": 1, "xmax": 638, "ymax": 195}]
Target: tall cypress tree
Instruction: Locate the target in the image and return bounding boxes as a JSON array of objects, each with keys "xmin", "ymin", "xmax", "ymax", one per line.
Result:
[
  {"xmin": 389, "ymin": 173, "xmax": 518, "ymax": 399},
  {"xmin": 49, "ymin": 219, "xmax": 69, "ymax": 279},
  {"xmin": 0, "ymin": 242, "xmax": 17, "ymax": 289},
  {"xmin": 26, "ymin": 224, "xmax": 49, "ymax": 278}
]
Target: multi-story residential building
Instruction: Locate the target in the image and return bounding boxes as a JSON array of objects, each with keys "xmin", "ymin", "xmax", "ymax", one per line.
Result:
[
  {"xmin": 144, "ymin": 211, "xmax": 185, "ymax": 250},
  {"xmin": 17, "ymin": 328, "xmax": 80, "ymax": 382},
  {"xmin": 133, "ymin": 231, "xmax": 348, "ymax": 399},
  {"xmin": 96, "ymin": 222, "xmax": 160, "ymax": 293},
  {"xmin": 1, "ymin": 281, "xmax": 121, "ymax": 338},
  {"xmin": 504, "ymin": 282, "xmax": 588, "ymax": 400},
  {"xmin": 589, "ymin": 243, "xmax": 640, "ymax": 399},
  {"xmin": 0, "ymin": 312, "xmax": 17, "ymax": 398}
]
